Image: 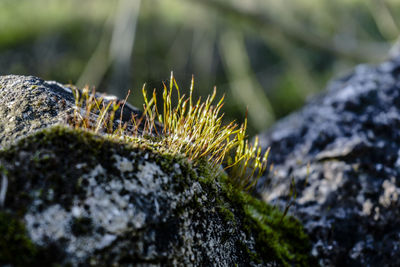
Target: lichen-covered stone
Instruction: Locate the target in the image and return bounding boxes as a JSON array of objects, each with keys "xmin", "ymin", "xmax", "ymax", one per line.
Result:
[
  {"xmin": 0, "ymin": 126, "xmax": 314, "ymax": 266},
  {"xmin": 258, "ymin": 57, "xmax": 400, "ymax": 266},
  {"xmin": 0, "ymin": 75, "xmax": 315, "ymax": 266}
]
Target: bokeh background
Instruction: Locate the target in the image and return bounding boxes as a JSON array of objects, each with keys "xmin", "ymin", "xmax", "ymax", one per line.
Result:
[{"xmin": 1, "ymin": 0, "xmax": 399, "ymax": 135}]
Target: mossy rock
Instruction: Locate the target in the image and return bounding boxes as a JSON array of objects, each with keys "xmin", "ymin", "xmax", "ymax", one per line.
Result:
[
  {"xmin": 0, "ymin": 75, "xmax": 141, "ymax": 148},
  {"xmin": 0, "ymin": 125, "xmax": 316, "ymax": 266}
]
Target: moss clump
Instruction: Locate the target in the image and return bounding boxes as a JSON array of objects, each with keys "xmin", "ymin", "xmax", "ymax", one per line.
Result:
[
  {"xmin": 241, "ymin": 195, "xmax": 315, "ymax": 266},
  {"xmin": 159, "ymin": 152, "xmax": 316, "ymax": 266},
  {"xmin": 196, "ymin": 171, "xmax": 317, "ymax": 266},
  {"xmin": 0, "ymin": 212, "xmax": 37, "ymax": 265},
  {"xmin": 0, "ymin": 124, "xmax": 315, "ymax": 265},
  {"xmin": 0, "ymin": 125, "xmax": 137, "ymax": 214},
  {"xmin": 70, "ymin": 74, "xmax": 269, "ymax": 192}
]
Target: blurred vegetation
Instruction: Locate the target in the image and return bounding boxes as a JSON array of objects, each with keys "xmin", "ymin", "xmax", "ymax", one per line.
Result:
[{"xmin": 0, "ymin": 0, "xmax": 399, "ymax": 135}]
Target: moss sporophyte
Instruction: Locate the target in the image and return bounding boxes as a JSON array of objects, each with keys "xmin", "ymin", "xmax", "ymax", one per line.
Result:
[{"xmin": 69, "ymin": 72, "xmax": 270, "ymax": 191}]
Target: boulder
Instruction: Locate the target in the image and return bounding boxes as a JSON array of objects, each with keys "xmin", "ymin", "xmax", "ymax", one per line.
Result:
[
  {"xmin": 0, "ymin": 75, "xmax": 141, "ymax": 148},
  {"xmin": 258, "ymin": 58, "xmax": 400, "ymax": 266},
  {"xmin": 0, "ymin": 75, "xmax": 315, "ymax": 266}
]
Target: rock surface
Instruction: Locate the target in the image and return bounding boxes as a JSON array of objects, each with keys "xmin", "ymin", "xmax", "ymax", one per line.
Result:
[
  {"xmin": 0, "ymin": 75, "xmax": 315, "ymax": 266},
  {"xmin": 0, "ymin": 75, "xmax": 141, "ymax": 148},
  {"xmin": 258, "ymin": 57, "xmax": 400, "ymax": 266}
]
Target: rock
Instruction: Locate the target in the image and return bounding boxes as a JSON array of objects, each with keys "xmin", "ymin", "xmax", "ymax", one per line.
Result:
[
  {"xmin": 0, "ymin": 75, "xmax": 315, "ymax": 266},
  {"xmin": 0, "ymin": 75, "xmax": 141, "ymax": 148},
  {"xmin": 258, "ymin": 57, "xmax": 400, "ymax": 266}
]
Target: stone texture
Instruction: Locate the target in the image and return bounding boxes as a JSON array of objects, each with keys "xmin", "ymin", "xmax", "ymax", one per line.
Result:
[
  {"xmin": 0, "ymin": 75, "xmax": 315, "ymax": 266},
  {"xmin": 0, "ymin": 75, "xmax": 141, "ymax": 149},
  {"xmin": 258, "ymin": 57, "xmax": 400, "ymax": 266}
]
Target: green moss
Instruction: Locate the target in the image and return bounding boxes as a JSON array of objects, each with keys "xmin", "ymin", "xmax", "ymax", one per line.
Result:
[
  {"xmin": 0, "ymin": 125, "xmax": 315, "ymax": 265},
  {"xmin": 218, "ymin": 202, "xmax": 236, "ymax": 225},
  {"xmin": 244, "ymin": 198, "xmax": 314, "ymax": 266},
  {"xmin": 0, "ymin": 165, "xmax": 8, "ymax": 176},
  {"xmin": 149, "ymin": 140, "xmax": 315, "ymax": 265},
  {"xmin": 193, "ymin": 169, "xmax": 317, "ymax": 266},
  {"xmin": 0, "ymin": 212, "xmax": 37, "ymax": 265}
]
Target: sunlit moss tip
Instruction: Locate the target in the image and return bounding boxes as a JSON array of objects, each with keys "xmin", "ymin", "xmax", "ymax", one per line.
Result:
[{"xmin": 69, "ymin": 72, "xmax": 269, "ymax": 191}]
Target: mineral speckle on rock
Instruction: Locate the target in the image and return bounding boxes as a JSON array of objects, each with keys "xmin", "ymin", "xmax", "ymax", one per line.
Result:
[
  {"xmin": 0, "ymin": 75, "xmax": 141, "ymax": 148},
  {"xmin": 0, "ymin": 75, "xmax": 315, "ymax": 266},
  {"xmin": 259, "ymin": 57, "xmax": 400, "ymax": 266},
  {"xmin": 0, "ymin": 126, "xmax": 314, "ymax": 266}
]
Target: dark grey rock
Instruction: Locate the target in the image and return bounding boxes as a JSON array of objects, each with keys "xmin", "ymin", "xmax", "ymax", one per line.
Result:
[
  {"xmin": 0, "ymin": 75, "xmax": 315, "ymax": 266},
  {"xmin": 0, "ymin": 75, "xmax": 141, "ymax": 148},
  {"xmin": 258, "ymin": 58, "xmax": 400, "ymax": 266}
]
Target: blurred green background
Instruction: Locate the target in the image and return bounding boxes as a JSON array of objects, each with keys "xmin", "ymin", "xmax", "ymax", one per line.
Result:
[{"xmin": 1, "ymin": 0, "xmax": 399, "ymax": 135}]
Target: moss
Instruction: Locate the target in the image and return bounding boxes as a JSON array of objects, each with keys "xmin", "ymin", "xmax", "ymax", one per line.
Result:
[
  {"xmin": 1, "ymin": 125, "xmax": 133, "ymax": 212},
  {"xmin": 150, "ymin": 141, "xmax": 316, "ymax": 265},
  {"xmin": 0, "ymin": 125, "xmax": 315, "ymax": 265},
  {"xmin": 165, "ymin": 150, "xmax": 316, "ymax": 265},
  {"xmin": 0, "ymin": 164, "xmax": 8, "ymax": 176},
  {"xmin": 218, "ymin": 202, "xmax": 236, "ymax": 225},
  {"xmin": 189, "ymin": 166, "xmax": 316, "ymax": 266},
  {"xmin": 0, "ymin": 212, "xmax": 37, "ymax": 266},
  {"xmin": 216, "ymin": 176, "xmax": 317, "ymax": 266}
]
